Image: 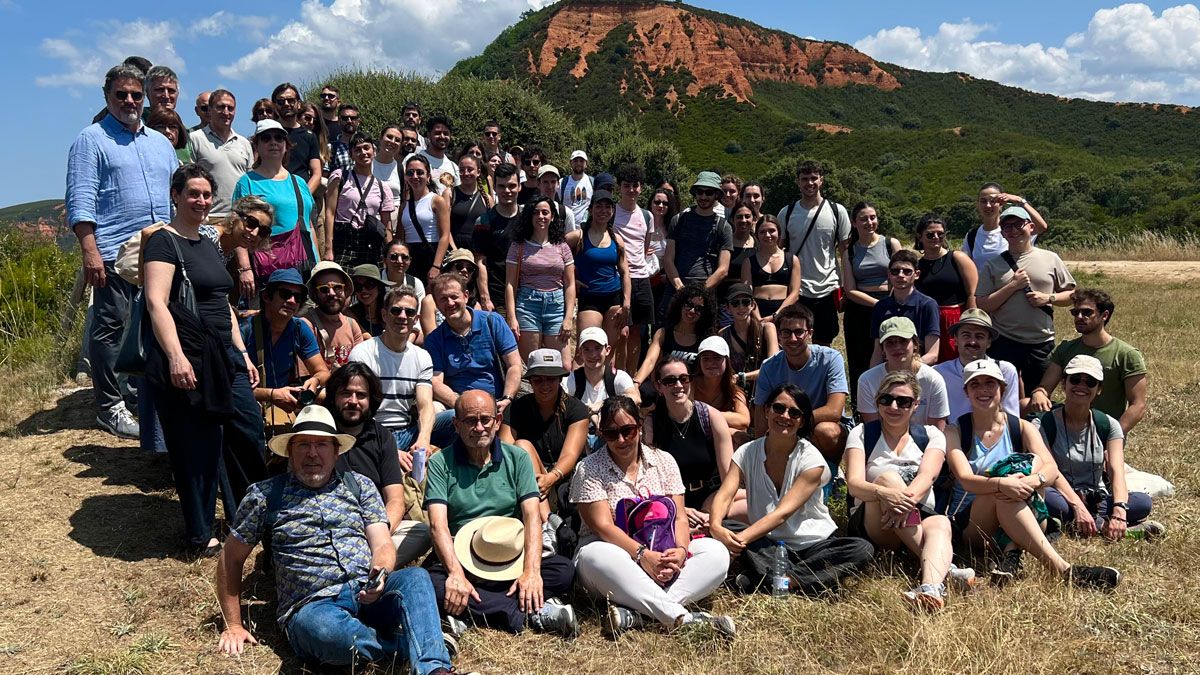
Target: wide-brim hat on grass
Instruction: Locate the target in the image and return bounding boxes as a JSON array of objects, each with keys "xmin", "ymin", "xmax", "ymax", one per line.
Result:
[
  {"xmin": 307, "ymin": 260, "xmax": 354, "ymax": 297},
  {"xmin": 267, "ymin": 405, "xmax": 357, "ymax": 457},
  {"xmin": 454, "ymin": 516, "xmax": 526, "ymax": 581}
]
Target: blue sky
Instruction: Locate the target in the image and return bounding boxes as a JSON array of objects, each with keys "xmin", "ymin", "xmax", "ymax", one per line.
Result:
[{"xmin": 5, "ymin": 0, "xmax": 1200, "ymax": 209}]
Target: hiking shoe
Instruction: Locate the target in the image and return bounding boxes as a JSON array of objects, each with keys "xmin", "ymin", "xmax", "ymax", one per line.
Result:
[
  {"xmin": 1067, "ymin": 565, "xmax": 1121, "ymax": 590},
  {"xmin": 902, "ymin": 583, "xmax": 946, "ymax": 612},
  {"xmin": 443, "ymin": 615, "xmax": 469, "ymax": 640},
  {"xmin": 602, "ymin": 605, "xmax": 645, "ymax": 640},
  {"xmin": 1129, "ymin": 520, "xmax": 1167, "ymax": 541},
  {"xmin": 442, "ymin": 631, "xmax": 459, "ymax": 661},
  {"xmin": 97, "ymin": 402, "xmax": 139, "ymax": 439},
  {"xmin": 947, "ymin": 564, "xmax": 980, "ymax": 593},
  {"xmin": 990, "ymin": 549, "xmax": 1024, "ymax": 586},
  {"xmin": 678, "ymin": 611, "xmax": 736, "ymax": 640},
  {"xmin": 528, "ymin": 598, "xmax": 579, "ymax": 639},
  {"xmin": 732, "ymin": 573, "xmax": 756, "ymax": 594}
]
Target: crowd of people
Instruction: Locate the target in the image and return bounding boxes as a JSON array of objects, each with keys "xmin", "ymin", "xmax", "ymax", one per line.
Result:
[{"xmin": 65, "ymin": 59, "xmax": 1164, "ymax": 671}]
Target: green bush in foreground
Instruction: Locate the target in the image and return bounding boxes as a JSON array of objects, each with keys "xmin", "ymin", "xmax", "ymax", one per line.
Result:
[{"xmin": 0, "ymin": 229, "xmax": 81, "ymax": 375}]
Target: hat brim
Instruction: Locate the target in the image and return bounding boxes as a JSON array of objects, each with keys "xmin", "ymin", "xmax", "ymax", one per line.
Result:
[
  {"xmin": 949, "ymin": 319, "xmax": 999, "ymax": 339},
  {"xmin": 453, "ymin": 516, "xmax": 525, "ymax": 581},
  {"xmin": 526, "ymin": 366, "xmax": 569, "ymax": 378},
  {"xmin": 878, "ymin": 331, "xmax": 917, "ymax": 343},
  {"xmin": 267, "ymin": 429, "xmax": 357, "ymax": 457},
  {"xmin": 308, "ymin": 268, "xmax": 355, "ymax": 297},
  {"xmin": 352, "ymin": 272, "xmax": 395, "ymax": 287},
  {"xmin": 1063, "ymin": 367, "xmax": 1104, "ymax": 382}
]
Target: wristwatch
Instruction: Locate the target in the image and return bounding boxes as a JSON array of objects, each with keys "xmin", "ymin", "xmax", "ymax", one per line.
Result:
[
  {"xmin": 1111, "ymin": 501, "xmax": 1129, "ymax": 511},
  {"xmin": 1035, "ymin": 472, "xmax": 1048, "ymax": 488},
  {"xmin": 496, "ymin": 394, "xmax": 512, "ymax": 404}
]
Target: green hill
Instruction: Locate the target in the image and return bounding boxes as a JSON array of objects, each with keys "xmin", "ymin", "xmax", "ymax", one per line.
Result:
[{"xmin": 0, "ymin": 199, "xmax": 63, "ymax": 225}]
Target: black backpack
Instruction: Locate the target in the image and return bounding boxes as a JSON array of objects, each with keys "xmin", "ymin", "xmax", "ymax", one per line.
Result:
[
  {"xmin": 849, "ymin": 421, "xmax": 930, "ymax": 511},
  {"xmin": 571, "ymin": 366, "xmax": 617, "ymax": 400}
]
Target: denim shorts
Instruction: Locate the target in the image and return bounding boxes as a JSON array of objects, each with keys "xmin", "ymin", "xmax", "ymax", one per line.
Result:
[{"xmin": 515, "ymin": 287, "xmax": 565, "ymax": 334}]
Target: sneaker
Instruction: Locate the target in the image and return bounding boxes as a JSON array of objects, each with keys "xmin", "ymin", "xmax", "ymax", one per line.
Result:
[
  {"xmin": 902, "ymin": 583, "xmax": 946, "ymax": 612},
  {"xmin": 732, "ymin": 573, "xmax": 755, "ymax": 594},
  {"xmin": 989, "ymin": 549, "xmax": 1024, "ymax": 586},
  {"xmin": 528, "ymin": 598, "xmax": 579, "ymax": 639},
  {"xmin": 441, "ymin": 632, "xmax": 459, "ymax": 661},
  {"xmin": 541, "ymin": 513, "xmax": 563, "ymax": 557},
  {"xmin": 97, "ymin": 402, "xmax": 139, "ymax": 439},
  {"xmin": 1129, "ymin": 520, "xmax": 1167, "ymax": 541},
  {"xmin": 1067, "ymin": 565, "xmax": 1121, "ymax": 590},
  {"xmin": 443, "ymin": 615, "xmax": 469, "ymax": 640},
  {"xmin": 678, "ymin": 611, "xmax": 736, "ymax": 640},
  {"xmin": 947, "ymin": 564, "xmax": 979, "ymax": 593},
  {"xmin": 602, "ymin": 605, "xmax": 645, "ymax": 640}
]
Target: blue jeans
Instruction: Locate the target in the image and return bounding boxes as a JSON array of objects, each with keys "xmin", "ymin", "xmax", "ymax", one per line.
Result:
[
  {"xmin": 392, "ymin": 410, "xmax": 457, "ymax": 451},
  {"xmin": 286, "ymin": 568, "xmax": 451, "ymax": 671},
  {"xmin": 515, "ymin": 287, "xmax": 565, "ymax": 334},
  {"xmin": 1043, "ymin": 487, "xmax": 1152, "ymax": 527}
]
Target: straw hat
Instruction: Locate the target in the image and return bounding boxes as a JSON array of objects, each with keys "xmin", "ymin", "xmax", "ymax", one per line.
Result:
[
  {"xmin": 453, "ymin": 516, "xmax": 526, "ymax": 581},
  {"xmin": 266, "ymin": 405, "xmax": 357, "ymax": 457}
]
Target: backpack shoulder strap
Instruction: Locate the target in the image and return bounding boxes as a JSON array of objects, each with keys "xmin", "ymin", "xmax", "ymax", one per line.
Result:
[
  {"xmin": 1092, "ymin": 409, "xmax": 1112, "ymax": 442},
  {"xmin": 909, "ymin": 423, "xmax": 929, "ymax": 452},
  {"xmin": 863, "ymin": 420, "xmax": 883, "ymax": 456},
  {"xmin": 695, "ymin": 401, "xmax": 712, "ymax": 439},
  {"xmin": 340, "ymin": 471, "xmax": 363, "ymax": 501},
  {"xmin": 640, "ymin": 208, "xmax": 653, "ymax": 228},
  {"xmin": 1039, "ymin": 408, "xmax": 1060, "ymax": 448},
  {"xmin": 966, "ymin": 226, "xmax": 979, "ymax": 255},
  {"xmin": 572, "ymin": 367, "xmax": 587, "ymax": 399},
  {"xmin": 603, "ymin": 367, "xmax": 617, "ymax": 398},
  {"xmin": 1006, "ymin": 413, "xmax": 1024, "ymax": 454},
  {"xmin": 783, "ymin": 201, "xmax": 797, "ymax": 252},
  {"xmin": 263, "ymin": 473, "xmax": 290, "ymax": 532},
  {"xmin": 956, "ymin": 413, "xmax": 974, "ymax": 454}
]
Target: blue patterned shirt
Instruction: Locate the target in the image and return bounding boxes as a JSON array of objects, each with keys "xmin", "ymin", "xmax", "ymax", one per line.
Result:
[{"xmin": 229, "ymin": 471, "xmax": 388, "ymax": 626}]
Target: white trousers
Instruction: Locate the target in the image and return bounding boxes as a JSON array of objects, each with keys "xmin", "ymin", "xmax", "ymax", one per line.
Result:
[{"xmin": 575, "ymin": 537, "xmax": 730, "ymax": 626}]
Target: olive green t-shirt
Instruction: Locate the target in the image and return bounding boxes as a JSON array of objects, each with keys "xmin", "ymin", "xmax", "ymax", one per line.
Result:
[{"xmin": 1049, "ymin": 336, "xmax": 1147, "ymax": 420}]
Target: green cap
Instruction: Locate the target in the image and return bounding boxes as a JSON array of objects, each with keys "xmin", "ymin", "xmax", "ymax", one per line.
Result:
[
  {"xmin": 691, "ymin": 171, "xmax": 722, "ymax": 192},
  {"xmin": 878, "ymin": 316, "xmax": 917, "ymax": 343}
]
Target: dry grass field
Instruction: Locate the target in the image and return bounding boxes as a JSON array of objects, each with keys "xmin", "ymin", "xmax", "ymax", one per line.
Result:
[{"xmin": 0, "ymin": 266, "xmax": 1197, "ymax": 674}]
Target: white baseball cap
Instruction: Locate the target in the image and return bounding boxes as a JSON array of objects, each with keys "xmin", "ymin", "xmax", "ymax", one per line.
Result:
[
  {"xmin": 962, "ymin": 358, "xmax": 1005, "ymax": 387},
  {"xmin": 698, "ymin": 335, "xmax": 730, "ymax": 358},
  {"xmin": 254, "ymin": 119, "xmax": 285, "ymax": 136},
  {"xmin": 1064, "ymin": 355, "xmax": 1104, "ymax": 382},
  {"xmin": 578, "ymin": 326, "xmax": 608, "ymax": 347},
  {"xmin": 537, "ymin": 164, "xmax": 561, "ymax": 179},
  {"xmin": 570, "ymin": 150, "xmax": 588, "ymax": 161}
]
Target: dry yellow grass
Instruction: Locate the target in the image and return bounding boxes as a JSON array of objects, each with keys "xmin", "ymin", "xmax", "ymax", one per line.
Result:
[
  {"xmin": 1058, "ymin": 231, "xmax": 1200, "ymax": 261},
  {"xmin": 0, "ymin": 268, "xmax": 1196, "ymax": 674}
]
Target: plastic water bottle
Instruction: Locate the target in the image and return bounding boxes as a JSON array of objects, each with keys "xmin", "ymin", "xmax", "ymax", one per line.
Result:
[
  {"xmin": 770, "ymin": 541, "xmax": 791, "ymax": 597},
  {"xmin": 411, "ymin": 447, "xmax": 427, "ymax": 483}
]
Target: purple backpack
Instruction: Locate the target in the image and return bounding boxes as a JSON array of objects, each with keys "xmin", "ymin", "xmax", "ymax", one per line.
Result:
[{"xmin": 614, "ymin": 494, "xmax": 678, "ymax": 553}]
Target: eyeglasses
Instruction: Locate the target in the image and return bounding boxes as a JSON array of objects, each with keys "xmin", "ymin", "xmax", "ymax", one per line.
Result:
[
  {"xmin": 652, "ymin": 200, "xmax": 670, "ymax": 207},
  {"xmin": 658, "ymin": 374, "xmax": 691, "ymax": 387},
  {"xmin": 197, "ymin": 104, "xmax": 209, "ymax": 112},
  {"xmin": 923, "ymin": 231, "xmax": 945, "ymax": 239},
  {"xmin": 694, "ymin": 188, "xmax": 718, "ymax": 197},
  {"xmin": 405, "ymin": 169, "xmax": 427, "ymax": 177},
  {"xmin": 316, "ymin": 282, "xmax": 346, "ymax": 295},
  {"xmin": 1000, "ymin": 220, "xmax": 1027, "ymax": 231},
  {"xmin": 778, "ymin": 327, "xmax": 811, "ymax": 340},
  {"xmin": 683, "ymin": 302, "xmax": 705, "ymax": 314},
  {"xmin": 387, "ymin": 306, "xmax": 419, "ymax": 317},
  {"xmin": 274, "ymin": 96, "xmax": 298, "ymax": 105},
  {"xmin": 319, "ymin": 92, "xmax": 338, "ymax": 99},
  {"xmin": 387, "ymin": 253, "xmax": 411, "ymax": 262},
  {"xmin": 523, "ymin": 159, "xmax": 542, "ymax": 166},
  {"xmin": 600, "ymin": 424, "xmax": 640, "ymax": 442},
  {"xmin": 113, "ymin": 90, "xmax": 144, "ymax": 102},
  {"xmin": 340, "ymin": 114, "xmax": 359, "ymax": 121},
  {"xmin": 259, "ymin": 132, "xmax": 288, "ymax": 143},
  {"xmin": 253, "ymin": 108, "xmax": 277, "ymax": 118},
  {"xmin": 728, "ymin": 298, "xmax": 754, "ymax": 308},
  {"xmin": 273, "ymin": 288, "xmax": 307, "ymax": 303},
  {"xmin": 876, "ymin": 393, "xmax": 916, "ymax": 409},
  {"xmin": 1069, "ymin": 308, "xmax": 1096, "ymax": 318},
  {"xmin": 889, "ymin": 267, "xmax": 915, "ymax": 277},
  {"xmin": 770, "ymin": 402, "xmax": 805, "ymax": 419},
  {"xmin": 1067, "ymin": 373, "xmax": 1100, "ymax": 388},
  {"xmin": 460, "ymin": 415, "xmax": 495, "ymax": 428},
  {"xmin": 483, "ymin": 131, "xmax": 500, "ymax": 137}
]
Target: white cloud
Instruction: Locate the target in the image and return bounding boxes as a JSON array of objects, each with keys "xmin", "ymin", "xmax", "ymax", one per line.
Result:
[
  {"xmin": 855, "ymin": 3, "xmax": 1200, "ymax": 104},
  {"xmin": 35, "ymin": 20, "xmax": 184, "ymax": 90},
  {"xmin": 190, "ymin": 11, "xmax": 273, "ymax": 41},
  {"xmin": 217, "ymin": 0, "xmax": 555, "ymax": 82}
]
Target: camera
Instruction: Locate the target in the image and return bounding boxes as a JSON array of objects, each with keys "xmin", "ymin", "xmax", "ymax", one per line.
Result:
[{"xmin": 297, "ymin": 389, "xmax": 317, "ymax": 407}]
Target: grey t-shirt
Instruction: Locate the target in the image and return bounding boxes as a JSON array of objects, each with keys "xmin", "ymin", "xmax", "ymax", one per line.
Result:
[
  {"xmin": 667, "ymin": 210, "xmax": 732, "ymax": 282},
  {"xmin": 975, "ymin": 247, "xmax": 1075, "ymax": 344},
  {"xmin": 777, "ymin": 200, "xmax": 851, "ymax": 299},
  {"xmin": 1032, "ymin": 408, "xmax": 1123, "ymax": 491}
]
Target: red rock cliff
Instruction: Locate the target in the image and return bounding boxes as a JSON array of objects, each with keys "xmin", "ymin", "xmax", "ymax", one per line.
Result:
[{"xmin": 533, "ymin": 1, "xmax": 899, "ymax": 103}]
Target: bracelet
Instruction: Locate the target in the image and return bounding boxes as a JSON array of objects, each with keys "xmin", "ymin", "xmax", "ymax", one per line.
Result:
[
  {"xmin": 237, "ymin": 266, "xmax": 252, "ymax": 273},
  {"xmin": 1109, "ymin": 516, "xmax": 1127, "ymax": 522},
  {"xmin": 634, "ymin": 544, "xmax": 648, "ymax": 563},
  {"xmin": 550, "ymin": 467, "xmax": 565, "ymax": 480}
]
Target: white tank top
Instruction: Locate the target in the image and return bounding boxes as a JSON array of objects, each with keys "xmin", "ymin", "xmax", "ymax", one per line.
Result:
[{"xmin": 401, "ymin": 192, "xmax": 438, "ymax": 243}]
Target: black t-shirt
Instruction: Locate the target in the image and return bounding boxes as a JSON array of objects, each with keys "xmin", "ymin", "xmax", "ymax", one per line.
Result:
[
  {"xmin": 517, "ymin": 185, "xmax": 540, "ymax": 206},
  {"xmin": 450, "ymin": 187, "xmax": 489, "ymax": 250},
  {"xmin": 474, "ymin": 207, "xmax": 519, "ymax": 303},
  {"xmin": 503, "ymin": 392, "xmax": 590, "ymax": 467},
  {"xmin": 324, "ymin": 118, "xmax": 343, "ymax": 143},
  {"xmin": 286, "ymin": 126, "xmax": 321, "ymax": 180},
  {"xmin": 668, "ymin": 211, "xmax": 732, "ymax": 281},
  {"xmin": 334, "ymin": 420, "xmax": 402, "ymax": 493},
  {"xmin": 143, "ymin": 229, "xmax": 234, "ymax": 346}
]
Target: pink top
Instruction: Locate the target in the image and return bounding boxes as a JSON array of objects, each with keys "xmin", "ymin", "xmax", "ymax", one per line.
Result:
[
  {"xmin": 506, "ymin": 239, "xmax": 573, "ymax": 291},
  {"xmin": 332, "ymin": 168, "xmax": 395, "ymax": 227}
]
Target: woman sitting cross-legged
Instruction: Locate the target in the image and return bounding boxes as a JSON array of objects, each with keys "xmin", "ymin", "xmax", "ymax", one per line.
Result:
[
  {"xmin": 845, "ymin": 371, "xmax": 975, "ymax": 611},
  {"xmin": 570, "ymin": 397, "xmax": 734, "ymax": 640},
  {"xmin": 945, "ymin": 359, "xmax": 1121, "ymax": 590},
  {"xmin": 708, "ymin": 385, "xmax": 874, "ymax": 595},
  {"xmin": 1034, "ymin": 355, "xmax": 1164, "ymax": 541}
]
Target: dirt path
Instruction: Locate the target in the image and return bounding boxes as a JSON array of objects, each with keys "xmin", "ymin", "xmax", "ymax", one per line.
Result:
[{"xmin": 1067, "ymin": 260, "xmax": 1200, "ymax": 281}]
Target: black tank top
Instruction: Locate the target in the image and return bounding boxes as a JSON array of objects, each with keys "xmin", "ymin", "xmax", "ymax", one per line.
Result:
[
  {"xmin": 449, "ymin": 187, "xmax": 488, "ymax": 250},
  {"xmin": 651, "ymin": 404, "xmax": 717, "ymax": 487},
  {"xmin": 749, "ymin": 251, "xmax": 792, "ymax": 286},
  {"xmin": 662, "ymin": 329, "xmax": 700, "ymax": 365},
  {"xmin": 916, "ymin": 253, "xmax": 968, "ymax": 305}
]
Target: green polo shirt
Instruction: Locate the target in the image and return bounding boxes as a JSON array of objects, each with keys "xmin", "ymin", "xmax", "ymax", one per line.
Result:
[{"xmin": 424, "ymin": 437, "xmax": 539, "ymax": 535}]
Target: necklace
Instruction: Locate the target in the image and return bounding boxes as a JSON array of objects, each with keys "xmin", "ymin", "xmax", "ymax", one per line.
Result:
[{"xmin": 670, "ymin": 405, "xmax": 693, "ymax": 438}]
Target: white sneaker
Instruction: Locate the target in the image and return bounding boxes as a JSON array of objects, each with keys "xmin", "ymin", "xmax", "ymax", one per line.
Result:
[
  {"xmin": 947, "ymin": 564, "xmax": 980, "ymax": 593},
  {"xmin": 97, "ymin": 402, "xmax": 139, "ymax": 439}
]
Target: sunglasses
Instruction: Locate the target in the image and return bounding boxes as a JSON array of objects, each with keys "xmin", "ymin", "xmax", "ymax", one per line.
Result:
[
  {"xmin": 770, "ymin": 402, "xmax": 805, "ymax": 419},
  {"xmin": 600, "ymin": 424, "xmax": 640, "ymax": 442},
  {"xmin": 923, "ymin": 231, "xmax": 945, "ymax": 239},
  {"xmin": 387, "ymin": 253, "xmax": 411, "ymax": 262},
  {"xmin": 683, "ymin": 302, "xmax": 705, "ymax": 313},
  {"xmin": 319, "ymin": 92, "xmax": 338, "ymax": 99},
  {"xmin": 483, "ymin": 131, "xmax": 500, "ymax": 137},
  {"xmin": 1069, "ymin": 308, "xmax": 1096, "ymax": 318},
  {"xmin": 259, "ymin": 132, "xmax": 288, "ymax": 143},
  {"xmin": 449, "ymin": 262, "xmax": 476, "ymax": 274},
  {"xmin": 340, "ymin": 114, "xmax": 359, "ymax": 121},
  {"xmin": 273, "ymin": 288, "xmax": 307, "ymax": 303},
  {"xmin": 239, "ymin": 213, "xmax": 268, "ymax": 234},
  {"xmin": 658, "ymin": 374, "xmax": 691, "ymax": 387},
  {"xmin": 460, "ymin": 415, "xmax": 495, "ymax": 428},
  {"xmin": 728, "ymin": 297, "xmax": 754, "ymax": 308},
  {"xmin": 113, "ymin": 90, "xmax": 144, "ymax": 102},
  {"xmin": 694, "ymin": 188, "xmax": 719, "ymax": 197},
  {"xmin": 253, "ymin": 109, "xmax": 277, "ymax": 118},
  {"xmin": 876, "ymin": 393, "xmax": 916, "ymax": 409},
  {"xmin": 405, "ymin": 169, "xmax": 427, "ymax": 177},
  {"xmin": 1067, "ymin": 373, "xmax": 1100, "ymax": 387},
  {"xmin": 316, "ymin": 282, "xmax": 346, "ymax": 295},
  {"xmin": 889, "ymin": 267, "xmax": 915, "ymax": 277},
  {"xmin": 523, "ymin": 159, "xmax": 542, "ymax": 166},
  {"xmin": 357, "ymin": 281, "xmax": 381, "ymax": 291},
  {"xmin": 652, "ymin": 200, "xmax": 670, "ymax": 207},
  {"xmin": 197, "ymin": 104, "xmax": 209, "ymax": 112},
  {"xmin": 388, "ymin": 306, "xmax": 419, "ymax": 317}
]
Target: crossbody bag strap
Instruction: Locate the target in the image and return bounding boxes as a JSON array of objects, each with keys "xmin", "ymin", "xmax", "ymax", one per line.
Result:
[
  {"xmin": 1000, "ymin": 251, "xmax": 1053, "ymax": 317},
  {"xmin": 289, "ymin": 175, "xmax": 305, "ymax": 231},
  {"xmin": 407, "ymin": 195, "xmax": 431, "ymax": 245},
  {"xmin": 794, "ymin": 199, "xmax": 827, "ymax": 255},
  {"xmin": 349, "ymin": 170, "xmax": 375, "ymax": 215}
]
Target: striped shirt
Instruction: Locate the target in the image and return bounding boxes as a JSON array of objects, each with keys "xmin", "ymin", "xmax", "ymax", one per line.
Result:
[{"xmin": 348, "ymin": 336, "xmax": 432, "ymax": 429}]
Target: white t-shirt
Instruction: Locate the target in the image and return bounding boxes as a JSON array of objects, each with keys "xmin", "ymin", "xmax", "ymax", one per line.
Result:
[
  {"xmin": 846, "ymin": 423, "xmax": 946, "ymax": 512},
  {"xmin": 613, "ymin": 203, "xmax": 651, "ymax": 278},
  {"xmin": 732, "ymin": 437, "xmax": 836, "ymax": 548},
  {"xmin": 560, "ymin": 174, "xmax": 593, "ymax": 226},
  {"xmin": 961, "ymin": 224, "xmax": 1038, "ymax": 270},
  {"xmin": 348, "ymin": 337, "xmax": 432, "ymax": 430},
  {"xmin": 412, "ymin": 150, "xmax": 460, "ymax": 188},
  {"xmin": 856, "ymin": 362, "xmax": 950, "ymax": 424},
  {"xmin": 933, "ymin": 357, "xmax": 1021, "ymax": 422},
  {"xmin": 777, "ymin": 200, "xmax": 851, "ymax": 299},
  {"xmin": 372, "ymin": 159, "xmax": 403, "ymax": 201},
  {"xmin": 562, "ymin": 368, "xmax": 635, "ymax": 409}
]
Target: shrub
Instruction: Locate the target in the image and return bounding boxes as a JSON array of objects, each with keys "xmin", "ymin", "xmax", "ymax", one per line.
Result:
[{"xmin": 0, "ymin": 229, "xmax": 81, "ymax": 374}]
